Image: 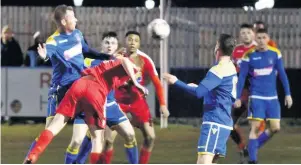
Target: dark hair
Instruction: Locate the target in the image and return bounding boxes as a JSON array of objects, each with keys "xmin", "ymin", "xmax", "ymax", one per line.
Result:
[
  {"xmin": 53, "ymin": 5, "xmax": 74, "ymax": 26},
  {"xmin": 102, "ymin": 31, "xmax": 118, "ymax": 40},
  {"xmin": 256, "ymin": 28, "xmax": 268, "ymax": 34},
  {"xmin": 254, "ymin": 20, "xmax": 265, "ymax": 26},
  {"xmin": 218, "ymin": 34, "xmax": 236, "ymax": 56},
  {"xmin": 125, "ymin": 31, "xmax": 140, "ymax": 38},
  {"xmin": 240, "ymin": 23, "xmax": 253, "ymax": 30}
]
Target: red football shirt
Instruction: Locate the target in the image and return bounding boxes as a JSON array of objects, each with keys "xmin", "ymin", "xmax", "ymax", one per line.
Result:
[{"xmin": 232, "ymin": 43, "xmax": 256, "ymax": 72}]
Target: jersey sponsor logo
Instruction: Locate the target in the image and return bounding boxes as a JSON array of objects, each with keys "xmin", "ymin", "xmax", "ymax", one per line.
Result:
[
  {"xmin": 252, "ymin": 57, "xmax": 262, "ymax": 60},
  {"xmin": 253, "ymin": 66, "xmax": 273, "ymax": 76},
  {"xmin": 63, "ymin": 43, "xmax": 83, "ymax": 60},
  {"xmin": 236, "ymin": 50, "xmax": 244, "ymax": 53},
  {"xmin": 58, "ymin": 39, "xmax": 68, "ymax": 43}
]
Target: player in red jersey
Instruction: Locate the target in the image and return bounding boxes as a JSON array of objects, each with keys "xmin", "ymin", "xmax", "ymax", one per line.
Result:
[
  {"xmin": 23, "ymin": 57, "xmax": 148, "ymax": 164},
  {"xmin": 101, "ymin": 31, "xmax": 169, "ymax": 164},
  {"xmin": 231, "ymin": 23, "xmax": 256, "ymax": 163}
]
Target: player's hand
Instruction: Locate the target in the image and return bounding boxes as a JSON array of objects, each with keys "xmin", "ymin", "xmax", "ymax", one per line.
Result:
[
  {"xmin": 285, "ymin": 95, "xmax": 293, "ymax": 109},
  {"xmin": 114, "ymin": 47, "xmax": 126, "ymax": 57},
  {"xmin": 37, "ymin": 43, "xmax": 47, "ymax": 60},
  {"xmin": 234, "ymin": 99, "xmax": 242, "ymax": 108},
  {"xmin": 163, "ymin": 73, "xmax": 178, "ymax": 85},
  {"xmin": 188, "ymin": 83, "xmax": 198, "ymax": 87},
  {"xmin": 160, "ymin": 105, "xmax": 170, "ymax": 118}
]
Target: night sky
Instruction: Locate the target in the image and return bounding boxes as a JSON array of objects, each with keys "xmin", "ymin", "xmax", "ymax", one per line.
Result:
[{"xmin": 2, "ymin": 0, "xmax": 301, "ymax": 8}]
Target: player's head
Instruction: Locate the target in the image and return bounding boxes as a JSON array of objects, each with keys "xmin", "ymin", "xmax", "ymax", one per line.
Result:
[
  {"xmin": 53, "ymin": 5, "xmax": 77, "ymax": 32},
  {"xmin": 239, "ymin": 23, "xmax": 254, "ymax": 45},
  {"xmin": 101, "ymin": 31, "xmax": 118, "ymax": 55},
  {"xmin": 1, "ymin": 25, "xmax": 13, "ymax": 41},
  {"xmin": 255, "ymin": 28, "xmax": 269, "ymax": 50},
  {"xmin": 125, "ymin": 31, "xmax": 141, "ymax": 53},
  {"xmin": 215, "ymin": 34, "xmax": 236, "ymax": 59},
  {"xmin": 253, "ymin": 20, "xmax": 266, "ymax": 31}
]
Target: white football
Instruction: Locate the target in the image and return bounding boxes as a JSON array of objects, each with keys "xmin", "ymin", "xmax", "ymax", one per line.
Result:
[{"xmin": 147, "ymin": 18, "xmax": 170, "ymax": 40}]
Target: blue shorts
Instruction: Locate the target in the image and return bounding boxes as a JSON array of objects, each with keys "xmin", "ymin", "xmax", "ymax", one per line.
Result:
[
  {"xmin": 106, "ymin": 101, "xmax": 128, "ymax": 128},
  {"xmin": 47, "ymin": 84, "xmax": 72, "ymax": 117},
  {"xmin": 73, "ymin": 101, "xmax": 128, "ymax": 127},
  {"xmin": 198, "ymin": 122, "xmax": 232, "ymax": 157},
  {"xmin": 247, "ymin": 97, "xmax": 281, "ymax": 121}
]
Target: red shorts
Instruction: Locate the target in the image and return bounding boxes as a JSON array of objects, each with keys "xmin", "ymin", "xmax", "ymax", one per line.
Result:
[
  {"xmin": 56, "ymin": 78, "xmax": 107, "ymax": 129},
  {"xmin": 119, "ymin": 97, "xmax": 152, "ymax": 124}
]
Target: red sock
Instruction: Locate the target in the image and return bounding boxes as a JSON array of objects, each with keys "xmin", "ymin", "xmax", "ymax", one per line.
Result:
[
  {"xmin": 103, "ymin": 149, "xmax": 114, "ymax": 164},
  {"xmin": 90, "ymin": 152, "xmax": 102, "ymax": 164},
  {"xmin": 139, "ymin": 147, "xmax": 151, "ymax": 164},
  {"xmin": 28, "ymin": 130, "xmax": 54, "ymax": 163}
]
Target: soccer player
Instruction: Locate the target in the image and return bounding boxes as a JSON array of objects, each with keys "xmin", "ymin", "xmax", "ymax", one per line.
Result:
[
  {"xmin": 23, "ymin": 57, "xmax": 148, "ymax": 164},
  {"xmin": 23, "ymin": 5, "xmax": 111, "ymax": 163},
  {"xmin": 164, "ymin": 34, "xmax": 237, "ymax": 164},
  {"xmin": 112, "ymin": 31, "xmax": 169, "ymax": 164},
  {"xmin": 253, "ymin": 21, "xmax": 277, "ymax": 48},
  {"xmin": 231, "ymin": 23, "xmax": 255, "ymax": 162},
  {"xmin": 234, "ymin": 28, "xmax": 293, "ymax": 163},
  {"xmin": 75, "ymin": 31, "xmax": 139, "ymax": 164}
]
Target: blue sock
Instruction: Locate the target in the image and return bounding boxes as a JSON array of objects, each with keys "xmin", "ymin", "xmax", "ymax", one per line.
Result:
[
  {"xmin": 248, "ymin": 139, "xmax": 258, "ymax": 162},
  {"xmin": 64, "ymin": 147, "xmax": 79, "ymax": 164},
  {"xmin": 24, "ymin": 139, "xmax": 37, "ymax": 159},
  {"xmin": 76, "ymin": 135, "xmax": 92, "ymax": 164},
  {"xmin": 257, "ymin": 131, "xmax": 270, "ymax": 148},
  {"xmin": 124, "ymin": 142, "xmax": 139, "ymax": 164}
]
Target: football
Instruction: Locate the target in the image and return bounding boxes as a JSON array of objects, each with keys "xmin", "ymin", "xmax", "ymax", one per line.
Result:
[{"xmin": 147, "ymin": 18, "xmax": 170, "ymax": 40}]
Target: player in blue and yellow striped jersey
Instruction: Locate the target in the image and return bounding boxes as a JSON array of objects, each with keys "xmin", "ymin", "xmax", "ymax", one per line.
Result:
[
  {"xmin": 23, "ymin": 5, "xmax": 111, "ymax": 163},
  {"xmin": 73, "ymin": 32, "xmax": 139, "ymax": 164},
  {"xmin": 164, "ymin": 34, "xmax": 237, "ymax": 164},
  {"xmin": 234, "ymin": 28, "xmax": 293, "ymax": 164}
]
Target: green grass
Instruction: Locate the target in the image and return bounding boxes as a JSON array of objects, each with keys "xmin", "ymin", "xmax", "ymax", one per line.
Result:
[{"xmin": 1, "ymin": 124, "xmax": 301, "ymax": 164}]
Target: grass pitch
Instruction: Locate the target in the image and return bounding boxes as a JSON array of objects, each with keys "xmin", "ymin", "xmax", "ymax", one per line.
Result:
[{"xmin": 1, "ymin": 124, "xmax": 301, "ymax": 164}]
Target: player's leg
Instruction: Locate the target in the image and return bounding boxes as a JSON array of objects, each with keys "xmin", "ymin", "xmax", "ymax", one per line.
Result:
[
  {"xmin": 130, "ymin": 99, "xmax": 155, "ymax": 164},
  {"xmin": 64, "ymin": 117, "xmax": 88, "ymax": 164},
  {"xmin": 24, "ymin": 113, "xmax": 70, "ymax": 163},
  {"xmin": 257, "ymin": 99, "xmax": 281, "ymax": 149},
  {"xmin": 136, "ymin": 121, "xmax": 155, "ymax": 164},
  {"xmin": 101, "ymin": 126, "xmax": 118, "ymax": 163},
  {"xmin": 76, "ymin": 131, "xmax": 92, "ymax": 164},
  {"xmin": 114, "ymin": 120, "xmax": 138, "ymax": 164},
  {"xmin": 87, "ymin": 124, "xmax": 105, "ymax": 164},
  {"xmin": 23, "ymin": 85, "xmax": 61, "ymax": 162},
  {"xmin": 230, "ymin": 106, "xmax": 248, "ymax": 159},
  {"xmin": 247, "ymin": 98, "xmax": 266, "ymax": 163}
]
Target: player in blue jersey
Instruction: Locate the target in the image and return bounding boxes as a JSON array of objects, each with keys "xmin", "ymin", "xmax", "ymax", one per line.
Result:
[
  {"xmin": 23, "ymin": 5, "xmax": 111, "ymax": 163},
  {"xmin": 164, "ymin": 34, "xmax": 237, "ymax": 164},
  {"xmin": 72, "ymin": 31, "xmax": 139, "ymax": 164},
  {"xmin": 234, "ymin": 28, "xmax": 293, "ymax": 164}
]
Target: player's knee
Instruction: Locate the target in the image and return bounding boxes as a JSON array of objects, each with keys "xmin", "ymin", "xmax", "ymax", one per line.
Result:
[
  {"xmin": 124, "ymin": 132, "xmax": 135, "ymax": 143},
  {"xmin": 69, "ymin": 136, "xmax": 84, "ymax": 149},
  {"xmin": 147, "ymin": 134, "xmax": 156, "ymax": 144},
  {"xmin": 105, "ymin": 139, "xmax": 114, "ymax": 149},
  {"xmin": 270, "ymin": 127, "xmax": 280, "ymax": 133}
]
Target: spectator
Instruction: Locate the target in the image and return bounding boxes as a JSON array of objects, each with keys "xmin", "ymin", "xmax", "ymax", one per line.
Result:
[
  {"xmin": 1, "ymin": 25, "xmax": 24, "ymax": 66},
  {"xmin": 24, "ymin": 31, "xmax": 51, "ymax": 67}
]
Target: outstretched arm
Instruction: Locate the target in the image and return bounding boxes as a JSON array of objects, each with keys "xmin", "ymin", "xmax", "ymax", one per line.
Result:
[
  {"xmin": 120, "ymin": 57, "xmax": 148, "ymax": 95},
  {"xmin": 163, "ymin": 71, "xmax": 222, "ymax": 99}
]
